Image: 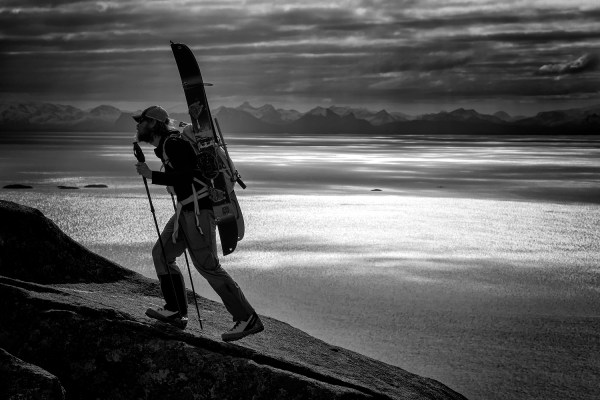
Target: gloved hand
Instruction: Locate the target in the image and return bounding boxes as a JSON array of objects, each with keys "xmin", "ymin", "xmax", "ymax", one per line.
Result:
[{"xmin": 135, "ymin": 162, "xmax": 152, "ymax": 179}]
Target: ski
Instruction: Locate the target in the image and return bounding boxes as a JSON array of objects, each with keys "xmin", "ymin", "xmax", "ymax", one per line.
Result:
[{"xmin": 170, "ymin": 41, "xmax": 245, "ymax": 255}]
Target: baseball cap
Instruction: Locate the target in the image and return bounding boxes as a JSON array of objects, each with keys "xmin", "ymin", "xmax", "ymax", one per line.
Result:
[{"xmin": 132, "ymin": 105, "xmax": 169, "ymax": 123}]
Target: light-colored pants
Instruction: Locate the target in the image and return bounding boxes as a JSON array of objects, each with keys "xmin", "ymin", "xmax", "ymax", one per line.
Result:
[{"xmin": 152, "ymin": 209, "xmax": 254, "ymax": 321}]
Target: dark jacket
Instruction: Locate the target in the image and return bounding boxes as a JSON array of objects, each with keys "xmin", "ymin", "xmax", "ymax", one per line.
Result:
[{"xmin": 151, "ymin": 134, "xmax": 212, "ymax": 210}]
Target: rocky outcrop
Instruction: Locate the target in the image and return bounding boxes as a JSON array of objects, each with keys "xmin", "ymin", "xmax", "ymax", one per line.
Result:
[
  {"xmin": 0, "ymin": 348, "xmax": 66, "ymax": 400},
  {"xmin": 0, "ymin": 200, "xmax": 467, "ymax": 400},
  {"xmin": 3, "ymin": 184, "xmax": 110, "ymax": 190},
  {"xmin": 3, "ymin": 184, "xmax": 33, "ymax": 189}
]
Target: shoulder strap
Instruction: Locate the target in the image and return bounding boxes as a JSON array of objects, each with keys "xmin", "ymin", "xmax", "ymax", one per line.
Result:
[
  {"xmin": 162, "ymin": 133, "xmax": 208, "ymax": 192},
  {"xmin": 162, "ymin": 133, "xmax": 182, "ymax": 169}
]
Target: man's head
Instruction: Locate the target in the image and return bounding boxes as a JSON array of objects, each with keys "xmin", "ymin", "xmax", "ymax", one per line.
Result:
[{"xmin": 133, "ymin": 105, "xmax": 170, "ymax": 144}]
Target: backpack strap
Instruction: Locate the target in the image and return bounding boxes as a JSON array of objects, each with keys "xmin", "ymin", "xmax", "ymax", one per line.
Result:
[
  {"xmin": 161, "ymin": 132, "xmax": 181, "ymax": 170},
  {"xmin": 171, "ymin": 184, "xmax": 210, "ymax": 243}
]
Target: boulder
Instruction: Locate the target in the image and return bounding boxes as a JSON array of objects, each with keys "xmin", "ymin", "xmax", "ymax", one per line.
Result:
[
  {"xmin": 0, "ymin": 347, "xmax": 66, "ymax": 400},
  {"xmin": 3, "ymin": 184, "xmax": 33, "ymax": 189}
]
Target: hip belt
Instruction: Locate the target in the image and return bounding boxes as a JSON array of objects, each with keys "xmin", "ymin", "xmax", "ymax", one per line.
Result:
[{"xmin": 172, "ymin": 178, "xmax": 209, "ymax": 243}]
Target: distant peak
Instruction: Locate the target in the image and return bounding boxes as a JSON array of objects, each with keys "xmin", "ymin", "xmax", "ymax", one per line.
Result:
[
  {"xmin": 493, "ymin": 111, "xmax": 512, "ymax": 121},
  {"xmin": 89, "ymin": 104, "xmax": 120, "ymax": 112},
  {"xmin": 257, "ymin": 104, "xmax": 276, "ymax": 111},
  {"xmin": 306, "ymin": 106, "xmax": 328, "ymax": 116},
  {"xmin": 238, "ymin": 101, "xmax": 256, "ymax": 110},
  {"xmin": 450, "ymin": 108, "xmax": 477, "ymax": 114}
]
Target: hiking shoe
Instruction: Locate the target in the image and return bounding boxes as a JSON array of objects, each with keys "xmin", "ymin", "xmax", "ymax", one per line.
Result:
[
  {"xmin": 222, "ymin": 312, "xmax": 264, "ymax": 342},
  {"xmin": 145, "ymin": 307, "xmax": 188, "ymax": 329}
]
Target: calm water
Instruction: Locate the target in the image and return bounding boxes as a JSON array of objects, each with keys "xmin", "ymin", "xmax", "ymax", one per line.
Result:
[{"xmin": 1, "ymin": 131, "xmax": 599, "ymax": 400}]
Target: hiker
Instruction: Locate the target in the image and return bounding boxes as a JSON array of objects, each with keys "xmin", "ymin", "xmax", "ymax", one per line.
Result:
[{"xmin": 133, "ymin": 105, "xmax": 263, "ymax": 342}]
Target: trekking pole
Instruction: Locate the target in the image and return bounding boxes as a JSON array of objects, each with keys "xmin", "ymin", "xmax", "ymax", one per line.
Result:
[
  {"xmin": 170, "ymin": 194, "xmax": 203, "ymax": 330},
  {"xmin": 133, "ymin": 142, "xmax": 186, "ymax": 320}
]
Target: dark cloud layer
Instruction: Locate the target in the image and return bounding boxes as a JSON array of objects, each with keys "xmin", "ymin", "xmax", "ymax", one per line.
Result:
[
  {"xmin": 0, "ymin": 0, "xmax": 599, "ymax": 114},
  {"xmin": 537, "ymin": 54, "xmax": 598, "ymax": 76}
]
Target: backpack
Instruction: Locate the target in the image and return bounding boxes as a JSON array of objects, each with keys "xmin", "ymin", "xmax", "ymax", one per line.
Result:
[
  {"xmin": 162, "ymin": 123, "xmax": 244, "ymax": 245},
  {"xmin": 163, "ymin": 123, "xmax": 238, "ymax": 199}
]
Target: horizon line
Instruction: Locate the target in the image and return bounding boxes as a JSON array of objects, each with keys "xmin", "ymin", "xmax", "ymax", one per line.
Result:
[{"xmin": 3, "ymin": 98, "xmax": 600, "ymax": 118}]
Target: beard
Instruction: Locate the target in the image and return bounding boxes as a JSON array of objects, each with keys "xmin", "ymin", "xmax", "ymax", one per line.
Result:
[{"xmin": 136, "ymin": 128, "xmax": 154, "ymax": 144}]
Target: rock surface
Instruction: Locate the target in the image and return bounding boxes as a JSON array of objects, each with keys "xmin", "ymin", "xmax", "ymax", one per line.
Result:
[
  {"xmin": 0, "ymin": 200, "xmax": 468, "ymax": 400},
  {"xmin": 0, "ymin": 347, "xmax": 66, "ymax": 400}
]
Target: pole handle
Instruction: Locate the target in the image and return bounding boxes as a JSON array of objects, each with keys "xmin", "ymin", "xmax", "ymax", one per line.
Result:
[{"xmin": 133, "ymin": 141, "xmax": 145, "ymax": 163}]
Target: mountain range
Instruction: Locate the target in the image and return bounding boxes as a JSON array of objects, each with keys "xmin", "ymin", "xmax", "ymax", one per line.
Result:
[{"xmin": 0, "ymin": 101, "xmax": 598, "ymax": 135}]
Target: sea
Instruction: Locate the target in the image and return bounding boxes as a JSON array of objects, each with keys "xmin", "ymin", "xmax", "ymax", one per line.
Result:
[{"xmin": 1, "ymin": 130, "xmax": 599, "ymax": 400}]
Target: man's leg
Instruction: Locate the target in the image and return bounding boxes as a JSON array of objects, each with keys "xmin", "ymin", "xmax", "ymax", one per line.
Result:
[
  {"xmin": 181, "ymin": 210, "xmax": 255, "ymax": 321},
  {"xmin": 150, "ymin": 213, "xmax": 189, "ymax": 321}
]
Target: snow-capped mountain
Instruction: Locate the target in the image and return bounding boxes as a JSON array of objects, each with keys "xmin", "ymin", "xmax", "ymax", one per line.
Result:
[{"xmin": 0, "ymin": 101, "xmax": 598, "ymax": 134}]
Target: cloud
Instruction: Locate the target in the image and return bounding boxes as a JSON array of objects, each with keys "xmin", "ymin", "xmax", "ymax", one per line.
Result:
[
  {"xmin": 369, "ymin": 50, "xmax": 475, "ymax": 74},
  {"xmin": 1, "ymin": 0, "xmax": 600, "ymax": 112},
  {"xmin": 536, "ymin": 54, "xmax": 598, "ymax": 76}
]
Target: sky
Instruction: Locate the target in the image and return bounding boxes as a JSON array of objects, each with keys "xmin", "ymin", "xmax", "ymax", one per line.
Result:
[{"xmin": 0, "ymin": 0, "xmax": 599, "ymax": 116}]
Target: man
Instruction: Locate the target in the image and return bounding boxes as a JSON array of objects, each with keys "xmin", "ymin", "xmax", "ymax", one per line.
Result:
[{"xmin": 133, "ymin": 105, "xmax": 263, "ymax": 342}]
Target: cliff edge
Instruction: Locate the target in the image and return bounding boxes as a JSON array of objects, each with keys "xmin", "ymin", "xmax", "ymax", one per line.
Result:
[{"xmin": 0, "ymin": 200, "xmax": 467, "ymax": 400}]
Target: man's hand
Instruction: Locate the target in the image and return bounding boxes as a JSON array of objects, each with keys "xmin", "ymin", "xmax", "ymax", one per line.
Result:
[{"xmin": 135, "ymin": 162, "xmax": 152, "ymax": 179}]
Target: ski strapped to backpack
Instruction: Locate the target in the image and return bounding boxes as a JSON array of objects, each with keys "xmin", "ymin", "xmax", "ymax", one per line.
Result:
[{"xmin": 170, "ymin": 41, "xmax": 246, "ymax": 255}]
